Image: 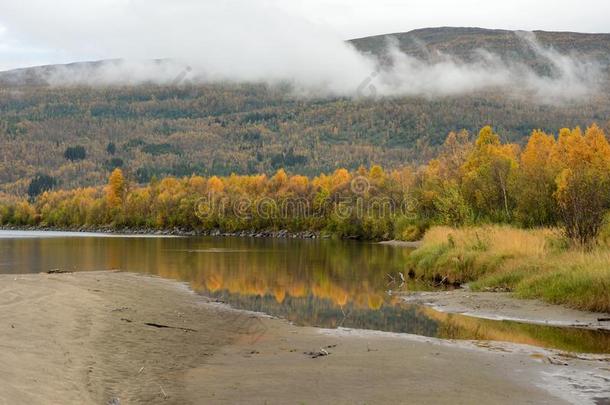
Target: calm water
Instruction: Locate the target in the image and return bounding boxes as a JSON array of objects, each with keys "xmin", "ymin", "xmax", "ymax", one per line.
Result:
[{"xmin": 1, "ymin": 230, "xmax": 608, "ymax": 354}]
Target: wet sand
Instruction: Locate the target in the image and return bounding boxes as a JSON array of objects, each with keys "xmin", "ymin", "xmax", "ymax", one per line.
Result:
[
  {"xmin": 402, "ymin": 290, "xmax": 610, "ymax": 331},
  {"xmin": 0, "ymin": 272, "xmax": 608, "ymax": 405}
]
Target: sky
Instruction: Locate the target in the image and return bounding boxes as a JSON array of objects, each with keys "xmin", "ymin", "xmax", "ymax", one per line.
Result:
[{"xmin": 0, "ymin": 0, "xmax": 609, "ymax": 71}]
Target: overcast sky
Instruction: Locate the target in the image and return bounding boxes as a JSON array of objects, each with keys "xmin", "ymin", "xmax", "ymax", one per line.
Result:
[{"xmin": 0, "ymin": 0, "xmax": 609, "ymax": 71}]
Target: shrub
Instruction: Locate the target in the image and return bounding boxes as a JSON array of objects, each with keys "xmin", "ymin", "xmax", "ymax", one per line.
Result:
[
  {"xmin": 28, "ymin": 174, "xmax": 57, "ymax": 198},
  {"xmin": 64, "ymin": 145, "xmax": 87, "ymax": 161}
]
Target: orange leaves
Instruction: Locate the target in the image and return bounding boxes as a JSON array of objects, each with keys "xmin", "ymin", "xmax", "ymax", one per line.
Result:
[
  {"xmin": 288, "ymin": 175, "xmax": 309, "ymax": 195},
  {"xmin": 3, "ymin": 123, "xmax": 609, "ymax": 244},
  {"xmin": 271, "ymin": 169, "xmax": 288, "ymax": 188},
  {"xmin": 438, "ymin": 129, "xmax": 471, "ymax": 181},
  {"xmin": 106, "ymin": 168, "xmax": 126, "ymax": 209},
  {"xmin": 584, "ymin": 124, "xmax": 610, "ymax": 169},
  {"xmin": 545, "ymin": 125, "xmax": 610, "ymax": 244},
  {"xmin": 12, "ymin": 200, "xmax": 36, "ymax": 225},
  {"xmin": 513, "ymin": 130, "xmax": 557, "ymax": 226},
  {"xmin": 188, "ymin": 176, "xmax": 206, "ymax": 193},
  {"xmin": 330, "ymin": 168, "xmax": 350, "ymax": 189},
  {"xmin": 550, "ymin": 125, "xmax": 610, "ymax": 173},
  {"xmin": 369, "ymin": 165, "xmax": 385, "ymax": 180},
  {"xmin": 207, "ymin": 176, "xmax": 224, "ymax": 194},
  {"xmin": 521, "ymin": 130, "xmax": 555, "ymax": 171},
  {"xmin": 475, "ymin": 125, "xmax": 500, "ymax": 147},
  {"xmin": 460, "ymin": 127, "xmax": 519, "ymax": 221}
]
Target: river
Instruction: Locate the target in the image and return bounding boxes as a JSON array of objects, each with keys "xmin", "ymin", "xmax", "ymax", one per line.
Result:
[{"xmin": 0, "ymin": 230, "xmax": 608, "ymax": 353}]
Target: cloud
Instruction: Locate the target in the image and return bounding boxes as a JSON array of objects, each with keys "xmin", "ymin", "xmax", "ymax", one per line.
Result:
[
  {"xmin": 0, "ymin": 0, "xmax": 604, "ymax": 102},
  {"xmin": 359, "ymin": 34, "xmax": 603, "ymax": 101}
]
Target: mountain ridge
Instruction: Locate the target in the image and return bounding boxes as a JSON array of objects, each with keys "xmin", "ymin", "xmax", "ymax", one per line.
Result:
[
  {"xmin": 349, "ymin": 27, "xmax": 610, "ymax": 69},
  {"xmin": 2, "ymin": 27, "xmax": 610, "ymax": 85}
]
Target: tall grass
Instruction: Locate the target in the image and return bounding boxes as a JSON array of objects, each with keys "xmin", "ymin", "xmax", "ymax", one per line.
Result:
[{"xmin": 407, "ymin": 225, "xmax": 610, "ymax": 312}]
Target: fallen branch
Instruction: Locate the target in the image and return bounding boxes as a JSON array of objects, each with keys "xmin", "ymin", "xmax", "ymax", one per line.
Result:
[
  {"xmin": 432, "ymin": 276, "xmax": 448, "ymax": 287},
  {"xmin": 45, "ymin": 269, "xmax": 72, "ymax": 274},
  {"xmin": 144, "ymin": 322, "xmax": 197, "ymax": 332},
  {"xmin": 304, "ymin": 348, "xmax": 330, "ymax": 359}
]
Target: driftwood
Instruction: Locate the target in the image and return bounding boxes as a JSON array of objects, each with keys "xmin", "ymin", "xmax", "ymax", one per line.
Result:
[
  {"xmin": 304, "ymin": 348, "xmax": 329, "ymax": 359},
  {"xmin": 433, "ymin": 276, "xmax": 448, "ymax": 287},
  {"xmin": 159, "ymin": 385, "xmax": 168, "ymax": 399},
  {"xmin": 144, "ymin": 322, "xmax": 197, "ymax": 332},
  {"xmin": 45, "ymin": 269, "xmax": 72, "ymax": 274},
  {"xmin": 547, "ymin": 356, "xmax": 569, "ymax": 366},
  {"xmin": 304, "ymin": 345, "xmax": 335, "ymax": 358},
  {"xmin": 119, "ymin": 318, "xmax": 196, "ymax": 332}
]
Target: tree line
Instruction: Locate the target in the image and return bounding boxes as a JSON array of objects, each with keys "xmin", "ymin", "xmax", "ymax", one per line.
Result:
[{"xmin": 1, "ymin": 124, "xmax": 610, "ymax": 245}]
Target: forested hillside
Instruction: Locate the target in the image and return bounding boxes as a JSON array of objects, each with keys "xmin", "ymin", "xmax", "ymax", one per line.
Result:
[
  {"xmin": 1, "ymin": 27, "xmax": 609, "ymax": 196},
  {"xmin": 350, "ymin": 27, "xmax": 610, "ymax": 70}
]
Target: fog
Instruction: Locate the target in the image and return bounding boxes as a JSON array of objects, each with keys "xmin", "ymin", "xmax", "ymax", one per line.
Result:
[{"xmin": 0, "ymin": 0, "xmax": 604, "ymax": 101}]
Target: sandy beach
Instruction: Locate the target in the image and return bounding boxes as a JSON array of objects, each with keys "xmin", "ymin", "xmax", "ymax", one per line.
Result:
[{"xmin": 0, "ymin": 272, "xmax": 608, "ymax": 405}]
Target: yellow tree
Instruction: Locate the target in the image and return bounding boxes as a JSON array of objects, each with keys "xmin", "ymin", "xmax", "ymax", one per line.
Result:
[
  {"xmin": 437, "ymin": 130, "xmax": 472, "ymax": 183},
  {"xmin": 207, "ymin": 176, "xmax": 225, "ymax": 194},
  {"xmin": 423, "ymin": 130, "xmax": 474, "ymax": 226},
  {"xmin": 330, "ymin": 168, "xmax": 350, "ymax": 191},
  {"xmin": 513, "ymin": 130, "xmax": 557, "ymax": 226},
  {"xmin": 106, "ymin": 168, "xmax": 126, "ymax": 209},
  {"xmin": 415, "ymin": 159, "xmax": 442, "ymax": 220},
  {"xmin": 271, "ymin": 169, "xmax": 288, "ymax": 192},
  {"xmin": 461, "ymin": 126, "xmax": 519, "ymax": 221},
  {"xmin": 415, "ymin": 157, "xmax": 472, "ymax": 226},
  {"xmin": 552, "ymin": 125, "xmax": 610, "ymax": 245}
]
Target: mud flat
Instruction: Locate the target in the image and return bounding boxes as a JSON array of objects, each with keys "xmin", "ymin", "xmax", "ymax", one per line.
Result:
[
  {"xmin": 0, "ymin": 272, "xmax": 608, "ymax": 404},
  {"xmin": 401, "ymin": 290, "xmax": 610, "ymax": 331}
]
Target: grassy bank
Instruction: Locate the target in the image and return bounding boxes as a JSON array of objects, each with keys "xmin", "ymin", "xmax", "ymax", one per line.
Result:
[{"xmin": 407, "ymin": 226, "xmax": 610, "ymax": 312}]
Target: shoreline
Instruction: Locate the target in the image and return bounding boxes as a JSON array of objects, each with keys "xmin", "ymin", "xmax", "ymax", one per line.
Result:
[
  {"xmin": 0, "ymin": 225, "xmax": 321, "ymax": 240},
  {"xmin": 401, "ymin": 290, "xmax": 610, "ymax": 331},
  {"xmin": 1, "ymin": 271, "xmax": 608, "ymax": 404},
  {"xmin": 0, "ymin": 224, "xmax": 424, "ymax": 243},
  {"xmin": 378, "ymin": 239, "xmax": 423, "ymax": 248}
]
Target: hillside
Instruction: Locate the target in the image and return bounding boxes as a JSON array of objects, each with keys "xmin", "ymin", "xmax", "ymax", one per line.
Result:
[
  {"xmin": 350, "ymin": 27, "xmax": 610, "ymax": 70},
  {"xmin": 1, "ymin": 27, "xmax": 609, "ymax": 195}
]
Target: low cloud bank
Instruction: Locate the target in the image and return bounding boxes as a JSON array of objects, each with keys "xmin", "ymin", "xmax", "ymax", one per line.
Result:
[{"xmin": 0, "ymin": 1, "xmax": 604, "ymax": 102}]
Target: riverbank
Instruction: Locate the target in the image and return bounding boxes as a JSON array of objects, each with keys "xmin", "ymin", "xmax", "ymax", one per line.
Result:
[
  {"xmin": 1, "ymin": 272, "xmax": 609, "ymax": 404},
  {"xmin": 0, "ymin": 225, "xmax": 321, "ymax": 239},
  {"xmin": 406, "ymin": 225, "xmax": 610, "ymax": 313},
  {"xmin": 378, "ymin": 239, "xmax": 423, "ymax": 248},
  {"xmin": 1, "ymin": 225, "xmax": 427, "ymax": 243},
  {"xmin": 402, "ymin": 290, "xmax": 610, "ymax": 330}
]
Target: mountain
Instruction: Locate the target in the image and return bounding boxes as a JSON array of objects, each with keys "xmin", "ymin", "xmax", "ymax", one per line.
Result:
[
  {"xmin": 1, "ymin": 27, "xmax": 609, "ymax": 195},
  {"xmin": 3, "ymin": 27, "xmax": 610, "ymax": 87},
  {"xmin": 0, "ymin": 60, "xmax": 121, "ymax": 87},
  {"xmin": 350, "ymin": 27, "xmax": 610, "ymax": 70}
]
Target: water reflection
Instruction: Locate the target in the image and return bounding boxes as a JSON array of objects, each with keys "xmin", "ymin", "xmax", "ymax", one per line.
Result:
[{"xmin": 0, "ymin": 231, "xmax": 608, "ymax": 354}]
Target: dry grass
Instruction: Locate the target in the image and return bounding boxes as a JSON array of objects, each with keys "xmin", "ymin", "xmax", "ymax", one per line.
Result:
[
  {"xmin": 408, "ymin": 225, "xmax": 610, "ymax": 312},
  {"xmin": 422, "ymin": 225, "xmax": 553, "ymax": 258}
]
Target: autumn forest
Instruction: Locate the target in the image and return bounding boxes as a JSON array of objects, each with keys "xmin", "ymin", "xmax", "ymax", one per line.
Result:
[{"xmin": 2, "ymin": 123, "xmax": 610, "ymax": 248}]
